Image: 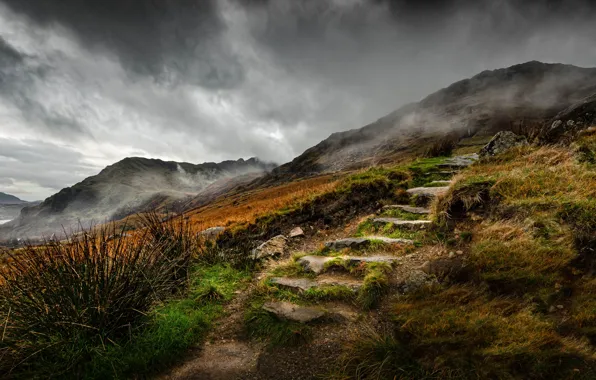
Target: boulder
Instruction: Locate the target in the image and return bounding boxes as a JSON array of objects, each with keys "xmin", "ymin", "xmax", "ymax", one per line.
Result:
[
  {"xmin": 479, "ymin": 131, "xmax": 528, "ymax": 158},
  {"xmin": 398, "ymin": 270, "xmax": 433, "ymax": 294},
  {"xmin": 262, "ymin": 302, "xmax": 325, "ymax": 323},
  {"xmin": 199, "ymin": 226, "xmax": 225, "ymax": 239},
  {"xmin": 289, "ymin": 227, "xmax": 305, "ymax": 238},
  {"xmin": 253, "ymin": 235, "xmax": 288, "ymax": 260}
]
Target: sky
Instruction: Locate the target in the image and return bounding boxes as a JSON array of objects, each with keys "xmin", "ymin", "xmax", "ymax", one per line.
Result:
[{"xmin": 0, "ymin": 0, "xmax": 596, "ymax": 201}]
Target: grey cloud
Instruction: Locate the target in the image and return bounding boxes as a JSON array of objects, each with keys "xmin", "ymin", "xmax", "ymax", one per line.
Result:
[{"xmin": 1, "ymin": 0, "xmax": 596, "ymax": 200}]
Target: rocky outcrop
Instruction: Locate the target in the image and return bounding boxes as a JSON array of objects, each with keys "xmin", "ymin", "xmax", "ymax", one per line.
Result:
[
  {"xmin": 253, "ymin": 235, "xmax": 288, "ymax": 260},
  {"xmin": 479, "ymin": 131, "xmax": 528, "ymax": 158},
  {"xmin": 539, "ymin": 93, "xmax": 596, "ymax": 144}
]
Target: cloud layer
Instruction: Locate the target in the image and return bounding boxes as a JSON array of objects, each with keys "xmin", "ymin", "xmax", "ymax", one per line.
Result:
[{"xmin": 1, "ymin": 0, "xmax": 596, "ymax": 200}]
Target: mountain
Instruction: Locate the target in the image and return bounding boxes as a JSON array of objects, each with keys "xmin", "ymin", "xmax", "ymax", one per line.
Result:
[
  {"xmin": 262, "ymin": 61, "xmax": 596, "ymax": 183},
  {"xmin": 0, "ymin": 192, "xmax": 24, "ymax": 205},
  {"xmin": 0, "ymin": 157, "xmax": 276, "ymax": 240}
]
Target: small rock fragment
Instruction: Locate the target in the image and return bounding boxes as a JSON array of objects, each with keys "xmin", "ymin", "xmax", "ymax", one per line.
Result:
[
  {"xmin": 263, "ymin": 301, "xmax": 325, "ymax": 323},
  {"xmin": 289, "ymin": 227, "xmax": 305, "ymax": 238}
]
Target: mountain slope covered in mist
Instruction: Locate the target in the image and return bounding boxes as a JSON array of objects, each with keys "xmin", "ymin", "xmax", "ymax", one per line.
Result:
[
  {"xmin": 265, "ymin": 61, "xmax": 596, "ymax": 182},
  {"xmin": 0, "ymin": 192, "xmax": 23, "ymax": 205},
  {"xmin": 0, "ymin": 157, "xmax": 275, "ymax": 240}
]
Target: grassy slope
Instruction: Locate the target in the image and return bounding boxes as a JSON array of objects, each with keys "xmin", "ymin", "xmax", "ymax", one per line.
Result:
[{"xmin": 337, "ymin": 134, "xmax": 596, "ymax": 379}]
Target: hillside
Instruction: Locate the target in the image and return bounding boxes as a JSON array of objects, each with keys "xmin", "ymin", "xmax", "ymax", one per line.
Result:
[
  {"xmin": 2, "ymin": 61, "xmax": 596, "ymax": 379},
  {"xmin": 0, "ymin": 192, "xmax": 23, "ymax": 205},
  {"xmin": 0, "ymin": 157, "xmax": 275, "ymax": 240},
  {"xmin": 262, "ymin": 61, "xmax": 596, "ymax": 184}
]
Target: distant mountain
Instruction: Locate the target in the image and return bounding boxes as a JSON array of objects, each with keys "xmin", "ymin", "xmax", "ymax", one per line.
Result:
[
  {"xmin": 0, "ymin": 157, "xmax": 276, "ymax": 240},
  {"xmin": 0, "ymin": 192, "xmax": 24, "ymax": 205},
  {"xmin": 262, "ymin": 61, "xmax": 596, "ymax": 183}
]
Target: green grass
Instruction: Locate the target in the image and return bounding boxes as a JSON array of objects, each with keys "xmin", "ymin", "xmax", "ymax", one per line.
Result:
[
  {"xmin": 80, "ymin": 264, "xmax": 250, "ymax": 379},
  {"xmin": 378, "ymin": 208, "xmax": 429, "ymax": 220},
  {"xmin": 244, "ymin": 300, "xmax": 312, "ymax": 346},
  {"xmin": 357, "ymin": 262, "xmax": 393, "ymax": 310}
]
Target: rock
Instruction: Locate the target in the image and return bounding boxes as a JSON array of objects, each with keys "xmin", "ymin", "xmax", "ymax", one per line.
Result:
[
  {"xmin": 456, "ymin": 250, "xmax": 464, "ymax": 255},
  {"xmin": 381, "ymin": 205, "xmax": 431, "ymax": 214},
  {"xmin": 398, "ymin": 270, "xmax": 432, "ymax": 294},
  {"xmin": 263, "ymin": 302, "xmax": 325, "ymax": 323},
  {"xmin": 406, "ymin": 187, "xmax": 450, "ymax": 206},
  {"xmin": 539, "ymin": 93, "xmax": 596, "ymax": 143},
  {"xmin": 371, "ymin": 218, "xmax": 432, "ymax": 230},
  {"xmin": 289, "ymin": 227, "xmax": 305, "ymax": 238},
  {"xmin": 448, "ymin": 252, "xmax": 455, "ymax": 258},
  {"xmin": 270, "ymin": 277, "xmax": 317, "ymax": 292},
  {"xmin": 325, "ymin": 236, "xmax": 414, "ymax": 250},
  {"xmin": 420, "ymin": 258, "xmax": 464, "ymax": 277},
  {"xmin": 325, "ymin": 238, "xmax": 369, "ymax": 250},
  {"xmin": 479, "ymin": 131, "xmax": 528, "ymax": 158},
  {"xmin": 344, "ymin": 255, "xmax": 401, "ymax": 266},
  {"xmin": 298, "ymin": 255, "xmax": 338, "ymax": 274},
  {"xmin": 253, "ymin": 235, "xmax": 288, "ymax": 260},
  {"xmin": 199, "ymin": 226, "xmax": 225, "ymax": 239},
  {"xmin": 316, "ymin": 275, "xmax": 363, "ymax": 291}
]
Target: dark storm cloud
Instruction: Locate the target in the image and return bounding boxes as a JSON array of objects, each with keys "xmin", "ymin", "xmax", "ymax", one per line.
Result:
[
  {"xmin": 1, "ymin": 0, "xmax": 243, "ymax": 89},
  {"xmin": 1, "ymin": 0, "xmax": 596, "ymax": 200}
]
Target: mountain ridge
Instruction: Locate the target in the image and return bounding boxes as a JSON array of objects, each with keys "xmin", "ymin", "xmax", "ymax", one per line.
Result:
[{"xmin": 0, "ymin": 156, "xmax": 276, "ymax": 240}]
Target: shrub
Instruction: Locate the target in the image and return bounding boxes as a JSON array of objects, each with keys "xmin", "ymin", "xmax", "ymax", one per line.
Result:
[{"xmin": 0, "ymin": 219, "xmax": 194, "ymax": 376}]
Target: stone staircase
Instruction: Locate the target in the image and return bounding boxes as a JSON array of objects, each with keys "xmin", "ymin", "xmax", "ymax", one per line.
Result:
[{"xmin": 258, "ymin": 154, "xmax": 478, "ymax": 324}]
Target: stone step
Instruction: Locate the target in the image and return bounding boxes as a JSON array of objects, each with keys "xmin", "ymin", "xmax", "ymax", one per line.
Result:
[
  {"xmin": 298, "ymin": 254, "xmax": 402, "ymax": 274},
  {"xmin": 263, "ymin": 301, "xmax": 325, "ymax": 323},
  {"xmin": 427, "ymin": 180, "xmax": 452, "ymax": 186},
  {"xmin": 371, "ymin": 218, "xmax": 432, "ymax": 230},
  {"xmin": 270, "ymin": 275, "xmax": 363, "ymax": 292},
  {"xmin": 406, "ymin": 186, "xmax": 450, "ymax": 198},
  {"xmin": 324, "ymin": 236, "xmax": 413, "ymax": 251},
  {"xmin": 343, "ymin": 255, "xmax": 403, "ymax": 266},
  {"xmin": 381, "ymin": 205, "xmax": 431, "ymax": 214}
]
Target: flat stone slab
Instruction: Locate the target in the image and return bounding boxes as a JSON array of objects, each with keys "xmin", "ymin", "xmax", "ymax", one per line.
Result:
[
  {"xmin": 406, "ymin": 187, "xmax": 450, "ymax": 197},
  {"xmin": 428, "ymin": 180, "xmax": 452, "ymax": 186},
  {"xmin": 298, "ymin": 255, "xmax": 338, "ymax": 274},
  {"xmin": 344, "ymin": 255, "xmax": 401, "ymax": 266},
  {"xmin": 365, "ymin": 236, "xmax": 415, "ymax": 244},
  {"xmin": 371, "ymin": 218, "xmax": 432, "ymax": 229},
  {"xmin": 263, "ymin": 301, "xmax": 325, "ymax": 323},
  {"xmin": 316, "ymin": 275, "xmax": 363, "ymax": 290},
  {"xmin": 325, "ymin": 238, "xmax": 370, "ymax": 250},
  {"xmin": 270, "ymin": 277, "xmax": 317, "ymax": 292},
  {"xmin": 382, "ymin": 205, "xmax": 431, "ymax": 214},
  {"xmin": 325, "ymin": 236, "xmax": 413, "ymax": 251},
  {"xmin": 271, "ymin": 276, "xmax": 363, "ymax": 292}
]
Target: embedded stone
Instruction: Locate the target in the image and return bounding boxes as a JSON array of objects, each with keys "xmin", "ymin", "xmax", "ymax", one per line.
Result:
[
  {"xmin": 298, "ymin": 255, "xmax": 338, "ymax": 274},
  {"xmin": 262, "ymin": 302, "xmax": 325, "ymax": 323},
  {"xmin": 371, "ymin": 218, "xmax": 432, "ymax": 230},
  {"xmin": 253, "ymin": 235, "xmax": 288, "ymax": 260},
  {"xmin": 381, "ymin": 205, "xmax": 431, "ymax": 214},
  {"xmin": 289, "ymin": 227, "xmax": 305, "ymax": 238}
]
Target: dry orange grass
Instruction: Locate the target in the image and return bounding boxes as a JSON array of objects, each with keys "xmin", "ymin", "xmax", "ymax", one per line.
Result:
[{"xmin": 185, "ymin": 174, "xmax": 343, "ymax": 232}]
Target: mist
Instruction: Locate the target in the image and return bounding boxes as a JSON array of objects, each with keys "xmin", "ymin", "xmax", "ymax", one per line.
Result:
[{"xmin": 1, "ymin": 0, "xmax": 596, "ymax": 200}]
